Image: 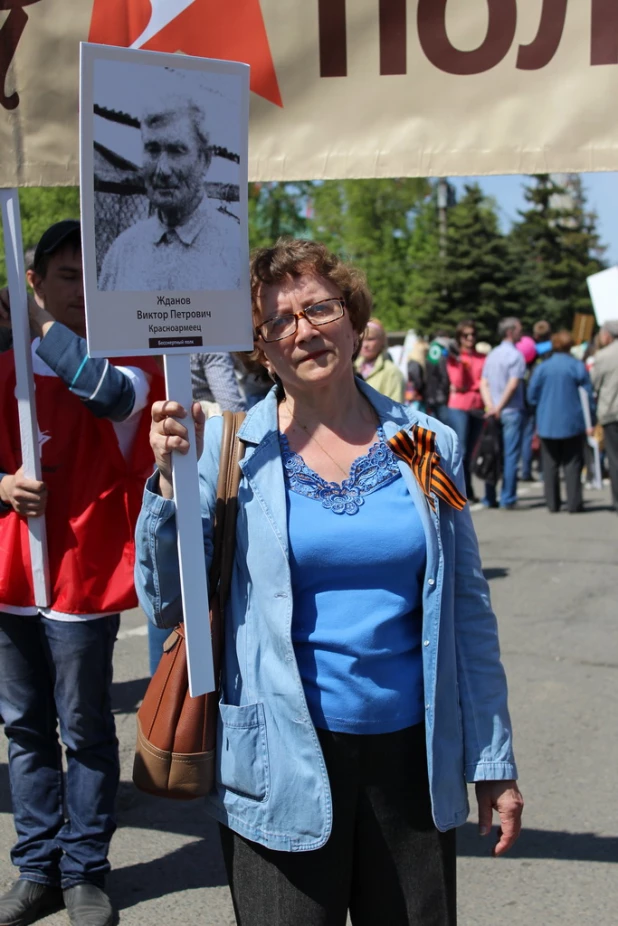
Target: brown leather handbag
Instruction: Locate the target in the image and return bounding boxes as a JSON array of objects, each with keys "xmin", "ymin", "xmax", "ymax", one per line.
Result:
[{"xmin": 132, "ymin": 410, "xmax": 246, "ymax": 800}]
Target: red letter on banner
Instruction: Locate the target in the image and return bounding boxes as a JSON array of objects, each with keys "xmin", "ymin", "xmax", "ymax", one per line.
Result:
[
  {"xmin": 0, "ymin": 3, "xmax": 42, "ymax": 111},
  {"xmin": 591, "ymin": 0, "xmax": 618, "ymax": 65},
  {"xmin": 517, "ymin": 0, "xmax": 567, "ymax": 70},
  {"xmin": 417, "ymin": 0, "xmax": 516, "ymax": 75},
  {"xmin": 318, "ymin": 0, "xmax": 347, "ymax": 77},
  {"xmin": 380, "ymin": 0, "xmax": 406, "ymax": 75}
]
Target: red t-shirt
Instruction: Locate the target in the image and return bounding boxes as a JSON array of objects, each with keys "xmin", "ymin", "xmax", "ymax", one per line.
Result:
[{"xmin": 446, "ymin": 351, "xmax": 485, "ymax": 412}]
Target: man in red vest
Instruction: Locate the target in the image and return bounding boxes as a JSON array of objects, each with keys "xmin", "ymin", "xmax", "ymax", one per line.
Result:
[{"xmin": 0, "ymin": 221, "xmax": 162, "ymax": 926}]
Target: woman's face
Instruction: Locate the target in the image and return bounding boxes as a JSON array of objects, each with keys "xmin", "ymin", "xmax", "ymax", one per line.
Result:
[
  {"xmin": 459, "ymin": 327, "xmax": 477, "ymax": 350},
  {"xmin": 359, "ymin": 327, "xmax": 385, "ymax": 362},
  {"xmin": 256, "ymin": 274, "xmax": 357, "ymax": 394}
]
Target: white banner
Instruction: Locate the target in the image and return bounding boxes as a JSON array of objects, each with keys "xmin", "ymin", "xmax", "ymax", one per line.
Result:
[{"xmin": 2, "ymin": 1, "xmax": 618, "ymax": 185}]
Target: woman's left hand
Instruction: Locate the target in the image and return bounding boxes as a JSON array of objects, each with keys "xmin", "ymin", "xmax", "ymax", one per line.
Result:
[{"xmin": 475, "ymin": 779, "xmax": 524, "ymax": 856}]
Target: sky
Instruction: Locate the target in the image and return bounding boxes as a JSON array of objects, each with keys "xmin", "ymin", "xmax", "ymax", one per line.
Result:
[{"xmin": 450, "ymin": 173, "xmax": 618, "ymax": 267}]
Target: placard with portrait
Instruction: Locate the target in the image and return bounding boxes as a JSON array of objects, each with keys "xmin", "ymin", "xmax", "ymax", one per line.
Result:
[{"xmin": 80, "ymin": 43, "xmax": 252, "ymax": 357}]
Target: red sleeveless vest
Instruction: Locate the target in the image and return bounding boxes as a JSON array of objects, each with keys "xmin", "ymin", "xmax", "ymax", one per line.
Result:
[{"xmin": 0, "ymin": 352, "xmax": 163, "ymax": 614}]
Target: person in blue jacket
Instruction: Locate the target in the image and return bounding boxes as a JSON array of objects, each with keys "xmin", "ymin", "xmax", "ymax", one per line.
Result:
[
  {"xmin": 135, "ymin": 239, "xmax": 523, "ymax": 926},
  {"xmin": 527, "ymin": 330, "xmax": 595, "ymax": 513}
]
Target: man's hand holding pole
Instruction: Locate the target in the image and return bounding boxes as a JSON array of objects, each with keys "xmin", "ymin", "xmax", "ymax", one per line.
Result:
[{"xmin": 0, "ymin": 466, "xmax": 47, "ymax": 517}]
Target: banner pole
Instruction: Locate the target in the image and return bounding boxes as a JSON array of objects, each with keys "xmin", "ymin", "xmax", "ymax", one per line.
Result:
[
  {"xmin": 0, "ymin": 188, "xmax": 51, "ymax": 607},
  {"xmin": 163, "ymin": 353, "xmax": 214, "ymax": 697}
]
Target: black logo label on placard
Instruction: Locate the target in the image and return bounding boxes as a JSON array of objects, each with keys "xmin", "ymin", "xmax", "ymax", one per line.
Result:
[{"xmin": 148, "ymin": 337, "xmax": 203, "ymax": 349}]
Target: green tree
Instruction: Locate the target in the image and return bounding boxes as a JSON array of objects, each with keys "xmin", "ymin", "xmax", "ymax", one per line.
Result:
[
  {"xmin": 0, "ymin": 187, "xmax": 81, "ymax": 286},
  {"xmin": 445, "ymin": 183, "xmax": 518, "ymax": 340},
  {"xmin": 407, "ymin": 183, "xmax": 515, "ymax": 341},
  {"xmin": 405, "ymin": 186, "xmax": 445, "ymax": 333},
  {"xmin": 507, "ymin": 174, "xmax": 606, "ymax": 331},
  {"xmin": 307, "ymin": 178, "xmax": 430, "ymax": 330},
  {"xmin": 248, "ymin": 182, "xmax": 310, "ymax": 251}
]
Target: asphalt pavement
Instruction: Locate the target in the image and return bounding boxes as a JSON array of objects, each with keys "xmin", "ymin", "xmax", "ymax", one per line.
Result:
[{"xmin": 1, "ymin": 479, "xmax": 616, "ymax": 925}]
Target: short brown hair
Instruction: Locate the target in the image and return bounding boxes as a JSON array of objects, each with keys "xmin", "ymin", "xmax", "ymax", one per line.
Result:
[
  {"xmin": 243, "ymin": 238, "xmax": 372, "ymax": 368},
  {"xmin": 551, "ymin": 330, "xmax": 573, "ymax": 353},
  {"xmin": 533, "ymin": 320, "xmax": 552, "ymax": 341}
]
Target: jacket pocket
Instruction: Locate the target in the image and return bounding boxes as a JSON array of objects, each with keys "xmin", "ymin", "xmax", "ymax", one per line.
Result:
[{"xmin": 217, "ymin": 702, "xmax": 270, "ymax": 802}]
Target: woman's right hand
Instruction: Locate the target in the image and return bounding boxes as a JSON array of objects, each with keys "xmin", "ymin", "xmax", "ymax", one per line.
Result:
[{"xmin": 150, "ymin": 400, "xmax": 206, "ymax": 499}]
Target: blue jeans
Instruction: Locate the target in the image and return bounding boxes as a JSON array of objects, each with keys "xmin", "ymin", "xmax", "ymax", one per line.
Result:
[
  {"xmin": 148, "ymin": 621, "xmax": 171, "ymax": 676},
  {"xmin": 484, "ymin": 410, "xmax": 525, "ymax": 507},
  {"xmin": 446, "ymin": 408, "xmax": 484, "ymax": 499},
  {"xmin": 520, "ymin": 409, "xmax": 535, "ymax": 479},
  {"xmin": 429, "ymin": 404, "xmax": 450, "ymax": 425},
  {"xmin": 0, "ymin": 613, "xmax": 120, "ymax": 889}
]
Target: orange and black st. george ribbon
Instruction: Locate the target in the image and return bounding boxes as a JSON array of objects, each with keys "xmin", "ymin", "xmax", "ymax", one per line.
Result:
[{"xmin": 387, "ymin": 426, "xmax": 467, "ymax": 512}]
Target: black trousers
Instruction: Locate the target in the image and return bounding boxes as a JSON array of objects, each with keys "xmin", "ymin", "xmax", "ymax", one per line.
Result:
[
  {"xmin": 603, "ymin": 420, "xmax": 618, "ymax": 511},
  {"xmin": 219, "ymin": 724, "xmax": 456, "ymax": 926},
  {"xmin": 540, "ymin": 435, "xmax": 585, "ymax": 512}
]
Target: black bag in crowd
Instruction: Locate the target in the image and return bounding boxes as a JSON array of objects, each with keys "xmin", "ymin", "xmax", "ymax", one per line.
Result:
[{"xmin": 472, "ymin": 417, "xmax": 502, "ymax": 485}]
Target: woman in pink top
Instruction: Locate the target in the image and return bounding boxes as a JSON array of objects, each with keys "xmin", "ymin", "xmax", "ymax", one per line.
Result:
[{"xmin": 446, "ymin": 320, "xmax": 486, "ymax": 501}]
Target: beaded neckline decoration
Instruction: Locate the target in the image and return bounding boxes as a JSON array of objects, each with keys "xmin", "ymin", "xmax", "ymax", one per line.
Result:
[{"xmin": 278, "ymin": 427, "xmax": 400, "ymax": 515}]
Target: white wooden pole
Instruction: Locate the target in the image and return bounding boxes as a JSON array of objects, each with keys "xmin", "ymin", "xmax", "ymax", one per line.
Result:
[
  {"xmin": 163, "ymin": 353, "xmax": 214, "ymax": 697},
  {"xmin": 0, "ymin": 189, "xmax": 51, "ymax": 607}
]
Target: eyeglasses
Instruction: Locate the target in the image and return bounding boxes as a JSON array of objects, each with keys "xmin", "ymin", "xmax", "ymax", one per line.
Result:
[
  {"xmin": 256, "ymin": 298, "xmax": 345, "ymax": 343},
  {"xmin": 461, "ymin": 331, "xmax": 476, "ymax": 339}
]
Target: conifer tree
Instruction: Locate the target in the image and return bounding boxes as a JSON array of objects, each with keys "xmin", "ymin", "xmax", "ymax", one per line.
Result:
[
  {"xmin": 405, "ymin": 187, "xmax": 445, "ymax": 333},
  {"xmin": 444, "ymin": 183, "xmax": 516, "ymax": 339},
  {"xmin": 407, "ymin": 183, "xmax": 514, "ymax": 340},
  {"xmin": 248, "ymin": 182, "xmax": 310, "ymax": 251},
  {"xmin": 308, "ymin": 179, "xmax": 429, "ymax": 330},
  {"xmin": 507, "ymin": 174, "xmax": 605, "ymax": 332}
]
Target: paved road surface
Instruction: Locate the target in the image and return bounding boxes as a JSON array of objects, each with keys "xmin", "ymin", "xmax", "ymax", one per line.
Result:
[{"xmin": 1, "ymin": 481, "xmax": 616, "ymax": 925}]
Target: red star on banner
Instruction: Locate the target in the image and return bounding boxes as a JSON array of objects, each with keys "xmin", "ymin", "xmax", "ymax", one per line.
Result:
[{"xmin": 89, "ymin": 0, "xmax": 282, "ymax": 107}]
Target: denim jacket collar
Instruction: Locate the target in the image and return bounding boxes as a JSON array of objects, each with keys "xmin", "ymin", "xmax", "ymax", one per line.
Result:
[
  {"xmin": 237, "ymin": 377, "xmax": 411, "ymax": 444},
  {"xmin": 236, "ymin": 379, "xmax": 440, "ymax": 565}
]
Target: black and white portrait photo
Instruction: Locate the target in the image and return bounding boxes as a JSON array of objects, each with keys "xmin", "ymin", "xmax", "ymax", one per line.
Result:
[
  {"xmin": 80, "ymin": 45, "xmax": 251, "ymax": 359},
  {"xmin": 92, "ymin": 60, "xmax": 242, "ymax": 293}
]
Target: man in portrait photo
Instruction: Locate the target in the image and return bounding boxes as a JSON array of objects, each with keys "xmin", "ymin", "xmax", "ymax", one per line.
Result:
[{"xmin": 98, "ymin": 80, "xmax": 240, "ymax": 292}]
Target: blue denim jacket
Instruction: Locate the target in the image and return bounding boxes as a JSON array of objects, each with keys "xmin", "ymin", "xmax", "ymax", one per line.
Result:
[{"xmin": 135, "ymin": 382, "xmax": 517, "ymax": 850}]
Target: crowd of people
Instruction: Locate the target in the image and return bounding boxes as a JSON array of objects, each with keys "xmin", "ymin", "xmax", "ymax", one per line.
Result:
[
  {"xmin": 0, "ymin": 218, "xmax": 615, "ymax": 925},
  {"xmin": 0, "ymin": 223, "xmax": 527, "ymax": 926},
  {"xmin": 1, "ymin": 220, "xmax": 616, "ymax": 925},
  {"xmin": 355, "ymin": 316, "xmax": 618, "ymax": 517}
]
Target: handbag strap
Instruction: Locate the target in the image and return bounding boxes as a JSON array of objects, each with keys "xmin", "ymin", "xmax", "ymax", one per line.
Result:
[{"xmin": 208, "ymin": 410, "xmax": 246, "ymax": 609}]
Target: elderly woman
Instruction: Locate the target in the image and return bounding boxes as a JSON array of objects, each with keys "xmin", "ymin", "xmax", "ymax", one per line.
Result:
[
  {"xmin": 527, "ymin": 330, "xmax": 594, "ymax": 513},
  {"xmin": 354, "ymin": 316, "xmax": 405, "ymax": 402},
  {"xmin": 135, "ymin": 240, "xmax": 523, "ymax": 926}
]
